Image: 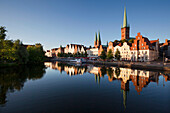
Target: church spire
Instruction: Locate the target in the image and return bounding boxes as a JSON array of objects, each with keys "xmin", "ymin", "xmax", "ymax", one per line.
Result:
[
  {"xmin": 98, "ymin": 31, "xmax": 101, "ymax": 45},
  {"xmin": 98, "ymin": 31, "xmax": 101, "ymax": 42},
  {"xmin": 123, "ymin": 7, "xmax": 128, "ymax": 28},
  {"xmin": 95, "ymin": 32, "xmax": 97, "ymax": 42}
]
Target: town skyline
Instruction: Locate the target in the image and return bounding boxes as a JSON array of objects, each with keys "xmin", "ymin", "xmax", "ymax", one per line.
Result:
[{"xmin": 0, "ymin": 0, "xmax": 170, "ymax": 50}]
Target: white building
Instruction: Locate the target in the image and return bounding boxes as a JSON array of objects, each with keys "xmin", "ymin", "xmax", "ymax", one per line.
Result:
[
  {"xmin": 86, "ymin": 48, "xmax": 99, "ymax": 57},
  {"xmin": 64, "ymin": 44, "xmax": 86, "ymax": 54}
]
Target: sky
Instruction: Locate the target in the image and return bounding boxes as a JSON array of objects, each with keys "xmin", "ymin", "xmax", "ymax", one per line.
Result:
[{"xmin": 0, "ymin": 0, "xmax": 170, "ymax": 50}]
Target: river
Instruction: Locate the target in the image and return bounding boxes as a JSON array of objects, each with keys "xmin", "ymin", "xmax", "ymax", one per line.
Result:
[{"xmin": 0, "ymin": 62, "xmax": 169, "ymax": 113}]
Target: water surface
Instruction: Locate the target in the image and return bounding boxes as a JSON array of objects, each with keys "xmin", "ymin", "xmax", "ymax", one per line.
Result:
[{"xmin": 0, "ymin": 62, "xmax": 169, "ymax": 113}]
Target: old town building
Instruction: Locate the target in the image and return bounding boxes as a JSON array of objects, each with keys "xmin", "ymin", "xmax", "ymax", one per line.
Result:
[
  {"xmin": 160, "ymin": 39, "xmax": 170, "ymax": 58},
  {"xmin": 45, "ymin": 50, "xmax": 52, "ymax": 57},
  {"xmin": 130, "ymin": 33, "xmax": 159, "ymax": 61},
  {"xmin": 87, "ymin": 31, "xmax": 108, "ymax": 57},
  {"xmin": 51, "ymin": 46, "xmax": 65, "ymax": 57},
  {"xmin": 106, "ymin": 7, "xmax": 159, "ymax": 62},
  {"xmin": 64, "ymin": 44, "xmax": 86, "ymax": 54}
]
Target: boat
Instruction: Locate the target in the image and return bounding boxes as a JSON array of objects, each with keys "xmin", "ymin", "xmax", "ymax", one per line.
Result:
[{"xmin": 69, "ymin": 59, "xmax": 82, "ymax": 64}]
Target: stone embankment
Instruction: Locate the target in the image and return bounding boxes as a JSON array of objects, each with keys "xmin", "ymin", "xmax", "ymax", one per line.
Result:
[{"xmin": 51, "ymin": 58, "xmax": 170, "ymax": 71}]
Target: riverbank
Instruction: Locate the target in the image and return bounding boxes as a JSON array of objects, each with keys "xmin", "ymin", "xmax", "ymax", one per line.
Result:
[{"xmin": 52, "ymin": 58, "xmax": 170, "ymax": 71}]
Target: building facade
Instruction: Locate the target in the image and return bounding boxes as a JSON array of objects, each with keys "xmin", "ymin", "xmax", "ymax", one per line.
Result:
[{"xmin": 64, "ymin": 44, "xmax": 86, "ymax": 54}]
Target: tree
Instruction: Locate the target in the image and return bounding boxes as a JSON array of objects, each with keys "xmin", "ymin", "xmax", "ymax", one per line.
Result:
[
  {"xmin": 100, "ymin": 50, "xmax": 106, "ymax": 60},
  {"xmin": 114, "ymin": 40, "xmax": 119, "ymax": 43},
  {"xmin": 13, "ymin": 40, "xmax": 28, "ymax": 64},
  {"xmin": 0, "ymin": 26, "xmax": 7, "ymax": 40},
  {"xmin": 27, "ymin": 43, "xmax": 45, "ymax": 63},
  {"xmin": 115, "ymin": 67, "xmax": 120, "ymax": 78},
  {"xmin": 128, "ymin": 39, "xmax": 134, "ymax": 43},
  {"xmin": 84, "ymin": 51, "xmax": 88, "ymax": 57},
  {"xmin": 120, "ymin": 39, "xmax": 127, "ymax": 43},
  {"xmin": 115, "ymin": 49, "xmax": 121, "ymax": 60},
  {"xmin": 107, "ymin": 49, "xmax": 113, "ymax": 60},
  {"xmin": 107, "ymin": 67, "xmax": 113, "ymax": 78},
  {"xmin": 81, "ymin": 52, "xmax": 84, "ymax": 57}
]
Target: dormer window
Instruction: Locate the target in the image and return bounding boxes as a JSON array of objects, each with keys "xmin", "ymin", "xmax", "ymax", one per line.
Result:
[{"xmin": 138, "ymin": 37, "xmax": 140, "ymax": 39}]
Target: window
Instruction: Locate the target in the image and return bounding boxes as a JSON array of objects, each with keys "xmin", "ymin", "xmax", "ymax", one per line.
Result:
[
  {"xmin": 145, "ymin": 51, "xmax": 147, "ymax": 54},
  {"xmin": 138, "ymin": 37, "xmax": 140, "ymax": 39},
  {"xmin": 142, "ymin": 47, "xmax": 143, "ymax": 49},
  {"xmin": 135, "ymin": 44, "xmax": 136, "ymax": 46},
  {"xmin": 145, "ymin": 56, "xmax": 147, "ymax": 60},
  {"xmin": 144, "ymin": 47, "xmax": 145, "ymax": 49},
  {"xmin": 142, "ymin": 44, "xmax": 143, "ymax": 46}
]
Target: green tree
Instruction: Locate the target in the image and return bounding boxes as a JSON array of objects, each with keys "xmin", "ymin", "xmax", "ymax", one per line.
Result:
[
  {"xmin": 115, "ymin": 67, "xmax": 120, "ymax": 78},
  {"xmin": 100, "ymin": 50, "xmax": 106, "ymax": 60},
  {"xmin": 114, "ymin": 40, "xmax": 119, "ymax": 43},
  {"xmin": 120, "ymin": 39, "xmax": 127, "ymax": 43},
  {"xmin": 27, "ymin": 43, "xmax": 45, "ymax": 64},
  {"xmin": 128, "ymin": 39, "xmax": 134, "ymax": 43},
  {"xmin": 81, "ymin": 52, "xmax": 84, "ymax": 57},
  {"xmin": 84, "ymin": 51, "xmax": 88, "ymax": 57},
  {"xmin": 0, "ymin": 26, "xmax": 7, "ymax": 40},
  {"xmin": 13, "ymin": 40, "xmax": 28, "ymax": 64},
  {"xmin": 107, "ymin": 49, "xmax": 113, "ymax": 60},
  {"xmin": 107, "ymin": 67, "xmax": 113, "ymax": 78},
  {"xmin": 115, "ymin": 49, "xmax": 121, "ymax": 60}
]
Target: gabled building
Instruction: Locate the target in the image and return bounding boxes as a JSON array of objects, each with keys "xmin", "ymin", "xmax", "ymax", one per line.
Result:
[
  {"xmin": 106, "ymin": 7, "xmax": 159, "ymax": 62},
  {"xmin": 45, "ymin": 50, "xmax": 52, "ymax": 57},
  {"xmin": 160, "ymin": 39, "xmax": 170, "ymax": 58},
  {"xmin": 64, "ymin": 44, "xmax": 86, "ymax": 54},
  {"xmin": 51, "ymin": 46, "xmax": 65, "ymax": 57},
  {"xmin": 130, "ymin": 33, "xmax": 159, "ymax": 61}
]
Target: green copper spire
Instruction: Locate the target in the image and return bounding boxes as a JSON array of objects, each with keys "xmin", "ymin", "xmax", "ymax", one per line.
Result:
[
  {"xmin": 123, "ymin": 7, "xmax": 128, "ymax": 28},
  {"xmin": 98, "ymin": 31, "xmax": 101, "ymax": 42},
  {"xmin": 95, "ymin": 32, "xmax": 97, "ymax": 42}
]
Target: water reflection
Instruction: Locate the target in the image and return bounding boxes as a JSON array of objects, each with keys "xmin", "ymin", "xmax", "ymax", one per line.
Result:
[
  {"xmin": 45, "ymin": 62, "xmax": 170, "ymax": 94},
  {"xmin": 0, "ymin": 65, "xmax": 46, "ymax": 106},
  {"xmin": 45, "ymin": 62, "xmax": 170, "ymax": 110}
]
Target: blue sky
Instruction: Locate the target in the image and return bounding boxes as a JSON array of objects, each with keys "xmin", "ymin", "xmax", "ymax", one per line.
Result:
[{"xmin": 0, "ymin": 0, "xmax": 170, "ymax": 50}]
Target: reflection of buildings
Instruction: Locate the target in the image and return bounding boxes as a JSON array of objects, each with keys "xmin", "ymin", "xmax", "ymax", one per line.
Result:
[
  {"xmin": 45, "ymin": 62, "xmax": 87, "ymax": 76},
  {"xmin": 45, "ymin": 62, "xmax": 170, "ymax": 93},
  {"xmin": 45, "ymin": 62, "xmax": 170, "ymax": 109}
]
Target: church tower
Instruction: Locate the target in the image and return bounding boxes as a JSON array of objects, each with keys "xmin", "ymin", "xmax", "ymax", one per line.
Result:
[
  {"xmin": 94, "ymin": 31, "xmax": 102, "ymax": 48},
  {"xmin": 121, "ymin": 7, "xmax": 130, "ymax": 40},
  {"xmin": 94, "ymin": 32, "xmax": 97, "ymax": 47}
]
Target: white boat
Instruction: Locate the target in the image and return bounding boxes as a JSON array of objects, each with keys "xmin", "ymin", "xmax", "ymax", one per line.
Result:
[{"xmin": 69, "ymin": 59, "xmax": 82, "ymax": 64}]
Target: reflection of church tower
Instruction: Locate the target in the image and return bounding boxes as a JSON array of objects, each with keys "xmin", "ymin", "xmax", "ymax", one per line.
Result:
[
  {"xmin": 122, "ymin": 90, "xmax": 127, "ymax": 109},
  {"xmin": 121, "ymin": 81, "xmax": 129, "ymax": 91},
  {"xmin": 94, "ymin": 31, "xmax": 101, "ymax": 48},
  {"xmin": 121, "ymin": 7, "xmax": 130, "ymax": 40},
  {"xmin": 94, "ymin": 74, "xmax": 100, "ymax": 84}
]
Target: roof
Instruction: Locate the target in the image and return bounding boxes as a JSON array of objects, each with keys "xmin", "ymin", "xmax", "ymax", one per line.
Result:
[
  {"xmin": 51, "ymin": 48, "xmax": 58, "ymax": 50},
  {"xmin": 150, "ymin": 39, "xmax": 159, "ymax": 44}
]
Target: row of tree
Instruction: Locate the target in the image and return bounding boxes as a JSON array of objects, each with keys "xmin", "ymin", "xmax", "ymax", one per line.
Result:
[
  {"xmin": 0, "ymin": 26, "xmax": 45, "ymax": 64},
  {"xmin": 100, "ymin": 49, "xmax": 121, "ymax": 61},
  {"xmin": 57, "ymin": 51, "xmax": 88, "ymax": 57}
]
